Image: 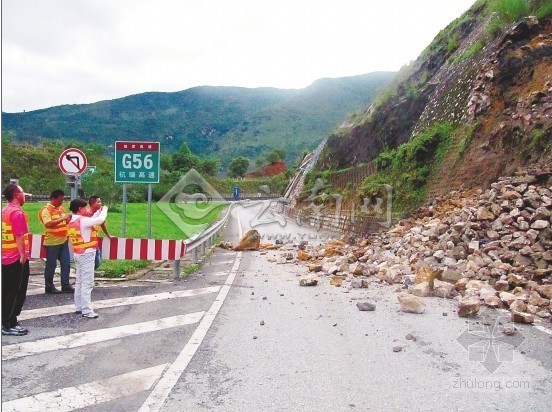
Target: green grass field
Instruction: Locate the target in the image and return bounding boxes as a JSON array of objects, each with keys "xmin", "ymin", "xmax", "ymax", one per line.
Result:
[{"xmin": 12, "ymin": 201, "xmax": 227, "ymax": 240}]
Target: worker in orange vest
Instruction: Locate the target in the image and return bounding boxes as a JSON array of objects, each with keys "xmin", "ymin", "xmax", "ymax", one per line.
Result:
[
  {"xmin": 38, "ymin": 189, "xmax": 73, "ymax": 294},
  {"xmin": 84, "ymin": 196, "xmax": 112, "ymax": 270},
  {"xmin": 2, "ymin": 184, "xmax": 31, "ymax": 336},
  {"xmin": 67, "ymin": 198, "xmax": 108, "ymax": 318}
]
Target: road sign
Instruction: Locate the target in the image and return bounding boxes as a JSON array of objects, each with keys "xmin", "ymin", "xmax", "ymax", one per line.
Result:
[
  {"xmin": 115, "ymin": 141, "xmax": 160, "ymax": 184},
  {"xmin": 59, "ymin": 148, "xmax": 87, "ymax": 175}
]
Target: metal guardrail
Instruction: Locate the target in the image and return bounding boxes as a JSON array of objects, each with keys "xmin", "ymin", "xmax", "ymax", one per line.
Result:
[{"xmin": 173, "ymin": 204, "xmax": 233, "ymax": 277}]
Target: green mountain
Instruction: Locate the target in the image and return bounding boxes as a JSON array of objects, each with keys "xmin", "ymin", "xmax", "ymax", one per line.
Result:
[{"xmin": 1, "ymin": 72, "xmax": 394, "ymax": 169}]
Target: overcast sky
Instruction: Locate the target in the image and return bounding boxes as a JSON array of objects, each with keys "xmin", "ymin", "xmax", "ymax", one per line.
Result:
[{"xmin": 2, "ymin": 0, "xmax": 475, "ymax": 113}]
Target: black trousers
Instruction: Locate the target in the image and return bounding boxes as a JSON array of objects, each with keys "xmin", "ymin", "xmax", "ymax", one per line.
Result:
[{"xmin": 2, "ymin": 260, "xmax": 30, "ymax": 328}]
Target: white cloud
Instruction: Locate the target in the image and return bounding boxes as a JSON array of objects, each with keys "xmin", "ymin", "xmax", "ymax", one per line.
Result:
[{"xmin": 1, "ymin": 0, "xmax": 475, "ymax": 112}]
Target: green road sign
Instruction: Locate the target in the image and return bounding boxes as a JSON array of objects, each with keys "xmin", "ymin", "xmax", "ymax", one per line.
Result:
[{"xmin": 115, "ymin": 141, "xmax": 160, "ymax": 184}]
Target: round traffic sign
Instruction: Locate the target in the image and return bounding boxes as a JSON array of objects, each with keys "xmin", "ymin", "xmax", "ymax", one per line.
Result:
[{"xmin": 59, "ymin": 148, "xmax": 88, "ymax": 174}]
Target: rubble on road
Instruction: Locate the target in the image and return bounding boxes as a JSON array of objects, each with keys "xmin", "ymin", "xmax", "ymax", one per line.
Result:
[{"xmin": 279, "ymin": 170, "xmax": 552, "ymax": 321}]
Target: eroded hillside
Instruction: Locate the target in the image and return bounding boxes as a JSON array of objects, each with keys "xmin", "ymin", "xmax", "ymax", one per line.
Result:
[{"xmin": 315, "ymin": 1, "xmax": 551, "ymax": 209}]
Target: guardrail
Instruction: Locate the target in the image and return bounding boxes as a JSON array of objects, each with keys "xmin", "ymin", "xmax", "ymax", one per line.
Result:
[{"xmin": 174, "ymin": 204, "xmax": 233, "ymax": 277}]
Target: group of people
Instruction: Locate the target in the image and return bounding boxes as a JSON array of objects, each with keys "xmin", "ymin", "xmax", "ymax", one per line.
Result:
[{"xmin": 2, "ymin": 185, "xmax": 110, "ymax": 336}]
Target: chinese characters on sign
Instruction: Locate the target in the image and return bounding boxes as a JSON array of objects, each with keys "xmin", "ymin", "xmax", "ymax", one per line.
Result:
[{"xmin": 114, "ymin": 141, "xmax": 160, "ymax": 184}]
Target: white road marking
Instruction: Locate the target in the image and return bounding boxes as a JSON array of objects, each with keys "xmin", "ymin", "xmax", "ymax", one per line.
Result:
[
  {"xmin": 26, "ymin": 287, "xmax": 47, "ymax": 296},
  {"xmin": 209, "ymin": 271, "xmax": 231, "ymax": 276},
  {"xmin": 139, "ymin": 211, "xmax": 244, "ymax": 411},
  {"xmin": 211, "ymin": 260, "xmax": 235, "ymax": 265},
  {"xmin": 2, "ymin": 312, "xmax": 204, "ymax": 361},
  {"xmin": 534, "ymin": 324, "xmax": 552, "ymax": 336},
  {"xmin": 19, "ymin": 286, "xmax": 220, "ymax": 321},
  {"xmin": 2, "ymin": 363, "xmax": 169, "ymax": 412},
  {"xmin": 495, "ymin": 308, "xmax": 552, "ymax": 336}
]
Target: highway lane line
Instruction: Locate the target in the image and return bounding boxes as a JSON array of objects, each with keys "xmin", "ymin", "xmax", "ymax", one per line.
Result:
[
  {"xmin": 2, "ymin": 312, "xmax": 205, "ymax": 361},
  {"xmin": 18, "ymin": 286, "xmax": 220, "ymax": 321},
  {"xmin": 534, "ymin": 324, "xmax": 552, "ymax": 336},
  {"xmin": 139, "ymin": 210, "xmax": 244, "ymax": 411},
  {"xmin": 209, "ymin": 271, "xmax": 232, "ymax": 276},
  {"xmin": 210, "ymin": 259, "xmax": 235, "ymax": 265},
  {"xmin": 497, "ymin": 308, "xmax": 552, "ymax": 336},
  {"xmin": 2, "ymin": 363, "xmax": 169, "ymax": 412}
]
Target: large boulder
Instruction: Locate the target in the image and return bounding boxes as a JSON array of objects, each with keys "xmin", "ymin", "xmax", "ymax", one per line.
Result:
[
  {"xmin": 398, "ymin": 294, "xmax": 426, "ymax": 314},
  {"xmin": 234, "ymin": 230, "xmax": 261, "ymax": 251},
  {"xmin": 457, "ymin": 297, "xmax": 480, "ymax": 317}
]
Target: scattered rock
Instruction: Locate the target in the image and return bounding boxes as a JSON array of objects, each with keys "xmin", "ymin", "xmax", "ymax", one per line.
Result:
[
  {"xmin": 330, "ymin": 276, "xmax": 345, "ymax": 287},
  {"xmin": 299, "ymin": 275, "xmax": 319, "ymax": 286},
  {"xmin": 233, "ymin": 230, "xmax": 261, "ymax": 251},
  {"xmin": 356, "ymin": 301, "xmax": 376, "ymax": 311},
  {"xmin": 458, "ymin": 297, "xmax": 480, "ymax": 317},
  {"xmin": 433, "ymin": 279, "xmax": 455, "ymax": 298},
  {"xmin": 412, "ymin": 281, "xmax": 431, "ymax": 297},
  {"xmin": 393, "ymin": 346, "xmax": 403, "ymax": 353},
  {"xmin": 398, "ymin": 294, "xmax": 426, "ymax": 314},
  {"xmin": 511, "ymin": 311, "xmax": 535, "ymax": 324}
]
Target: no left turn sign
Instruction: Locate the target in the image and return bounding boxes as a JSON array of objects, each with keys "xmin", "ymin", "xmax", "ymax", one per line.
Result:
[{"xmin": 59, "ymin": 148, "xmax": 88, "ymax": 174}]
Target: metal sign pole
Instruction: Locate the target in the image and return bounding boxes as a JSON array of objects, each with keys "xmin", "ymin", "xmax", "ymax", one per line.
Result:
[
  {"xmin": 122, "ymin": 184, "xmax": 127, "ymax": 238},
  {"xmin": 147, "ymin": 183, "xmax": 152, "ymax": 239}
]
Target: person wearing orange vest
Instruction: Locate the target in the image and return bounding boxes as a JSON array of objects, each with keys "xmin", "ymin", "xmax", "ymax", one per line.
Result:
[
  {"xmin": 84, "ymin": 196, "xmax": 112, "ymax": 270},
  {"xmin": 68, "ymin": 198, "xmax": 108, "ymax": 318},
  {"xmin": 38, "ymin": 189, "xmax": 73, "ymax": 294},
  {"xmin": 2, "ymin": 184, "xmax": 31, "ymax": 336}
]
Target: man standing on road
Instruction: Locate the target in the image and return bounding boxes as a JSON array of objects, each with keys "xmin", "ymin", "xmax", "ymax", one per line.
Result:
[
  {"xmin": 85, "ymin": 196, "xmax": 112, "ymax": 270},
  {"xmin": 2, "ymin": 184, "xmax": 31, "ymax": 336},
  {"xmin": 38, "ymin": 189, "xmax": 74, "ymax": 294}
]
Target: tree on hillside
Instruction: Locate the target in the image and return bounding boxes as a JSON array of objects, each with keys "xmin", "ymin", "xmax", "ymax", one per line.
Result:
[
  {"xmin": 265, "ymin": 148, "xmax": 285, "ymax": 163},
  {"xmin": 228, "ymin": 157, "xmax": 250, "ymax": 178},
  {"xmin": 172, "ymin": 142, "xmax": 199, "ymax": 172},
  {"xmin": 197, "ymin": 156, "xmax": 220, "ymax": 176}
]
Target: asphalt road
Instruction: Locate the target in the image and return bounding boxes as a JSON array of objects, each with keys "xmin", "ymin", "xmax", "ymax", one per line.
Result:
[{"xmin": 2, "ymin": 201, "xmax": 551, "ymax": 411}]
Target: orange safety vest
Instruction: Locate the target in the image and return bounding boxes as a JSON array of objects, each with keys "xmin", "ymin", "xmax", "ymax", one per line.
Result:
[
  {"xmin": 90, "ymin": 224, "xmax": 100, "ymax": 244},
  {"xmin": 38, "ymin": 203, "xmax": 68, "ymax": 238},
  {"xmin": 67, "ymin": 218, "xmax": 97, "ymax": 254},
  {"xmin": 2, "ymin": 206, "xmax": 30, "ymax": 257}
]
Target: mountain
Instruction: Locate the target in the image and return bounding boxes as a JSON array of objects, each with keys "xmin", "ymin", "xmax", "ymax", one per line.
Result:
[
  {"xmin": 1, "ymin": 72, "xmax": 394, "ymax": 169},
  {"xmin": 311, "ymin": 0, "xmax": 552, "ymax": 212}
]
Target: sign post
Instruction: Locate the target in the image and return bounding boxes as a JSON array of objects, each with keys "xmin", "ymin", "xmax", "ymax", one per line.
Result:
[
  {"xmin": 59, "ymin": 148, "xmax": 87, "ymax": 200},
  {"xmin": 114, "ymin": 141, "xmax": 160, "ymax": 238}
]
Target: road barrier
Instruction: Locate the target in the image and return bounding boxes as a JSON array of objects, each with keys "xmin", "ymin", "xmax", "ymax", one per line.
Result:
[
  {"xmin": 28, "ymin": 205, "xmax": 233, "ymax": 278},
  {"xmin": 176, "ymin": 205, "xmax": 232, "ymax": 277},
  {"xmin": 29, "ymin": 235, "xmax": 187, "ymax": 261}
]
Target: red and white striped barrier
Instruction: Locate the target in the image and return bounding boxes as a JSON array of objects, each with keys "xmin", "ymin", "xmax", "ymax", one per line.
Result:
[{"xmin": 29, "ymin": 234, "xmax": 186, "ymax": 261}]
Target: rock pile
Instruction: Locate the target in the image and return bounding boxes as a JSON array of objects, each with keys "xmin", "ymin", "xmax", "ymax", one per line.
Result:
[{"xmin": 292, "ymin": 170, "xmax": 551, "ymax": 323}]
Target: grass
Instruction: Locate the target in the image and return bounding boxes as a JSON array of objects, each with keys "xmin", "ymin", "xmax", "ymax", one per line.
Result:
[
  {"xmin": 98, "ymin": 260, "xmax": 151, "ymax": 278},
  {"xmin": 493, "ymin": 0, "xmax": 530, "ymax": 24},
  {"xmin": 17, "ymin": 201, "xmax": 227, "ymax": 239},
  {"xmin": 361, "ymin": 122, "xmax": 456, "ymax": 212},
  {"xmin": 6, "ymin": 201, "xmax": 227, "ymax": 278},
  {"xmin": 183, "ymin": 264, "xmax": 201, "ymax": 275},
  {"xmin": 452, "ymin": 40, "xmax": 484, "ymax": 64}
]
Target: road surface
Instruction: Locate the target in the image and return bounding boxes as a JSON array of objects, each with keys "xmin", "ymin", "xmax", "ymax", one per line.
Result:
[{"xmin": 2, "ymin": 202, "xmax": 551, "ymax": 411}]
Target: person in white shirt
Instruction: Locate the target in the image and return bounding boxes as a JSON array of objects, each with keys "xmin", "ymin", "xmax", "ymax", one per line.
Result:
[{"xmin": 68, "ymin": 198, "xmax": 108, "ymax": 318}]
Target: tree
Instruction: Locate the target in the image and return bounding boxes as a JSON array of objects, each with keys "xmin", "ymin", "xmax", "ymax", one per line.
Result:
[
  {"xmin": 228, "ymin": 157, "xmax": 250, "ymax": 178},
  {"xmin": 265, "ymin": 148, "xmax": 285, "ymax": 163},
  {"xmin": 197, "ymin": 156, "xmax": 220, "ymax": 176},
  {"xmin": 172, "ymin": 142, "xmax": 199, "ymax": 172}
]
